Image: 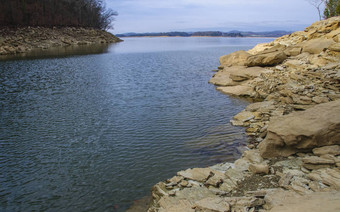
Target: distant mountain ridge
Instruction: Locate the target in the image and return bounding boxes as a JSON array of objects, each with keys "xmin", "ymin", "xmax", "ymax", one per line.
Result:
[{"xmin": 116, "ymin": 30, "xmax": 292, "ymax": 38}]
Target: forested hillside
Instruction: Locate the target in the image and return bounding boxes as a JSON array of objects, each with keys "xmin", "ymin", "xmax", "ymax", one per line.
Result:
[{"xmin": 0, "ymin": 0, "xmax": 117, "ymax": 30}]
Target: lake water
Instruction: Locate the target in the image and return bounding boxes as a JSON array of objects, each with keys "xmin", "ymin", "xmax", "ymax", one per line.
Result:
[{"xmin": 0, "ymin": 37, "xmax": 273, "ymax": 211}]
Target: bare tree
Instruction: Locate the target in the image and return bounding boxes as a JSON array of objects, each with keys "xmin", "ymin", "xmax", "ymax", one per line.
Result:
[{"xmin": 306, "ymin": 0, "xmax": 326, "ymax": 20}]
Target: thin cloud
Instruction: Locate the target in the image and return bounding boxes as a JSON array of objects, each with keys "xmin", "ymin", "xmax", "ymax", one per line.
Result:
[{"xmin": 106, "ymin": 0, "xmax": 321, "ymax": 33}]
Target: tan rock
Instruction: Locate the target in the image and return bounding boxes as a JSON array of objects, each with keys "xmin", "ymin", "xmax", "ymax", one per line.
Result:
[
  {"xmin": 228, "ymin": 66, "xmax": 270, "ymax": 82},
  {"xmin": 193, "ymin": 197, "xmax": 230, "ymax": 212},
  {"xmin": 312, "ymin": 96, "xmax": 329, "ymax": 104},
  {"xmin": 247, "ymin": 43, "xmax": 273, "ymax": 55},
  {"xmin": 224, "ymin": 168, "xmax": 245, "ymax": 185},
  {"xmin": 205, "ymin": 170, "xmax": 225, "ymax": 187},
  {"xmin": 149, "ymin": 186, "xmax": 218, "ymax": 212},
  {"xmin": 216, "ymin": 85, "xmax": 254, "ymax": 97},
  {"xmin": 249, "ymin": 163, "xmax": 269, "ymax": 174},
  {"xmin": 219, "ymin": 50, "xmax": 251, "ymax": 67},
  {"xmin": 230, "ymin": 119, "xmax": 245, "ymax": 126},
  {"xmin": 325, "ymin": 27, "xmax": 340, "ymax": 40},
  {"xmin": 313, "ymin": 145, "xmax": 340, "ymax": 156},
  {"xmin": 245, "ymin": 51, "xmax": 287, "ymax": 67},
  {"xmin": 243, "ymin": 149, "xmax": 264, "ymax": 164},
  {"xmin": 219, "ymin": 180, "xmax": 236, "ymax": 193},
  {"xmin": 157, "ymin": 199, "xmax": 194, "ymax": 212},
  {"xmin": 167, "ymin": 176, "xmax": 184, "ymax": 185},
  {"xmin": 268, "ymin": 191, "xmax": 340, "ymax": 212},
  {"xmin": 245, "ymin": 100, "xmax": 275, "ymax": 112},
  {"xmin": 233, "ymin": 111, "xmax": 255, "ymax": 122},
  {"xmin": 303, "ymin": 156, "xmax": 335, "ymax": 165},
  {"xmin": 278, "ymin": 172, "xmax": 293, "ymax": 188},
  {"xmin": 177, "ymin": 168, "xmax": 214, "ymax": 182},
  {"xmin": 224, "ymin": 196, "xmax": 265, "ymax": 208},
  {"xmin": 284, "ymin": 47, "xmax": 302, "ymax": 56},
  {"xmin": 301, "ymin": 38, "xmax": 336, "ymax": 54},
  {"xmin": 329, "ymin": 43, "xmax": 340, "ymax": 52},
  {"xmin": 180, "ymin": 180, "xmax": 189, "ymax": 187},
  {"xmin": 303, "ymin": 164, "xmax": 332, "ymax": 170},
  {"xmin": 307, "ymin": 168, "xmax": 340, "ymax": 189},
  {"xmin": 263, "ymin": 189, "xmax": 300, "ymax": 210},
  {"xmin": 209, "ymin": 70, "xmax": 236, "ymax": 86},
  {"xmin": 234, "ymin": 158, "xmax": 250, "ymax": 171},
  {"xmin": 259, "ymin": 100, "xmax": 340, "ymax": 158}
]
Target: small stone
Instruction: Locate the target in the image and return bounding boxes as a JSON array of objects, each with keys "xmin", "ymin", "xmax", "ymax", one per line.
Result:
[
  {"xmin": 249, "ymin": 163, "xmax": 269, "ymax": 175},
  {"xmin": 180, "ymin": 180, "xmax": 189, "ymax": 187}
]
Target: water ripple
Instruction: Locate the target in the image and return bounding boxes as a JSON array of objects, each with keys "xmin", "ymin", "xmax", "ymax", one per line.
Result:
[{"xmin": 0, "ymin": 37, "xmax": 273, "ymax": 211}]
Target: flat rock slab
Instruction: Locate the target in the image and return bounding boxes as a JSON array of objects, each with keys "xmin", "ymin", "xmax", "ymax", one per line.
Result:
[
  {"xmin": 209, "ymin": 70, "xmax": 236, "ymax": 86},
  {"xmin": 269, "ymin": 191, "xmax": 340, "ymax": 212},
  {"xmin": 313, "ymin": 145, "xmax": 340, "ymax": 156},
  {"xmin": 177, "ymin": 168, "xmax": 214, "ymax": 182},
  {"xmin": 217, "ymin": 85, "xmax": 254, "ymax": 97},
  {"xmin": 259, "ymin": 100, "xmax": 340, "ymax": 158}
]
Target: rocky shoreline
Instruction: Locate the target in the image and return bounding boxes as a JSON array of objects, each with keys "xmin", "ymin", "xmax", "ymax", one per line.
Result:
[
  {"xmin": 0, "ymin": 27, "xmax": 122, "ymax": 55},
  {"xmin": 145, "ymin": 17, "xmax": 340, "ymax": 211}
]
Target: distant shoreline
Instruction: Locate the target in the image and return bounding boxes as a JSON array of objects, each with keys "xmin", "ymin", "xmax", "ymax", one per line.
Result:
[
  {"xmin": 116, "ymin": 30, "xmax": 292, "ymax": 38},
  {"xmin": 118, "ymin": 36, "xmax": 279, "ymax": 38}
]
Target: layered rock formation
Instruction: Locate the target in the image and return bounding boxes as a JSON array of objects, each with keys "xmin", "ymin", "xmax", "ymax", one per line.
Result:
[
  {"xmin": 0, "ymin": 27, "xmax": 122, "ymax": 55},
  {"xmin": 147, "ymin": 17, "xmax": 340, "ymax": 212}
]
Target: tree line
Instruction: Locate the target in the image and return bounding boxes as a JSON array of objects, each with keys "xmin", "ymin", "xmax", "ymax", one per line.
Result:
[
  {"xmin": 324, "ymin": 0, "xmax": 340, "ymax": 18},
  {"xmin": 0, "ymin": 0, "xmax": 117, "ymax": 30},
  {"xmin": 307, "ymin": 0, "xmax": 340, "ymax": 20}
]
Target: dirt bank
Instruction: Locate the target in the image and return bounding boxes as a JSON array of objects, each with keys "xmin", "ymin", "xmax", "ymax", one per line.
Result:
[{"xmin": 0, "ymin": 27, "xmax": 122, "ymax": 55}]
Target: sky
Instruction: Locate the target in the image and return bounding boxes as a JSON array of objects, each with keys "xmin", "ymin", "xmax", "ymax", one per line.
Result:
[{"xmin": 106, "ymin": 0, "xmax": 323, "ymax": 34}]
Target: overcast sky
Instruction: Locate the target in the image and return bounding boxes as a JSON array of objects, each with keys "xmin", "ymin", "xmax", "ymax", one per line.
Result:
[{"xmin": 106, "ymin": 0, "xmax": 323, "ymax": 34}]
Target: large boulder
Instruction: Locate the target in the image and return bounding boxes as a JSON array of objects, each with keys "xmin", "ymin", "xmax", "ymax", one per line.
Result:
[
  {"xmin": 219, "ymin": 50, "xmax": 251, "ymax": 67},
  {"xmin": 247, "ymin": 43, "xmax": 273, "ymax": 55},
  {"xmin": 259, "ymin": 100, "xmax": 340, "ymax": 158},
  {"xmin": 245, "ymin": 47, "xmax": 287, "ymax": 67},
  {"xmin": 301, "ymin": 38, "xmax": 336, "ymax": 54}
]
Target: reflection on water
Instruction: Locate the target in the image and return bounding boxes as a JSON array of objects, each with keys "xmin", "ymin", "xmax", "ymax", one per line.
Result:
[{"xmin": 0, "ymin": 44, "xmax": 111, "ymax": 61}]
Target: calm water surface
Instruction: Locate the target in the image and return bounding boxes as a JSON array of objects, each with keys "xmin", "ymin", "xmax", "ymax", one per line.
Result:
[{"xmin": 0, "ymin": 37, "xmax": 273, "ymax": 211}]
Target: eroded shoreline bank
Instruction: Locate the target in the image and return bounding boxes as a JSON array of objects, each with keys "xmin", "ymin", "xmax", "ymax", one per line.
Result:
[
  {"xmin": 0, "ymin": 27, "xmax": 122, "ymax": 55},
  {"xmin": 145, "ymin": 17, "xmax": 340, "ymax": 212}
]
